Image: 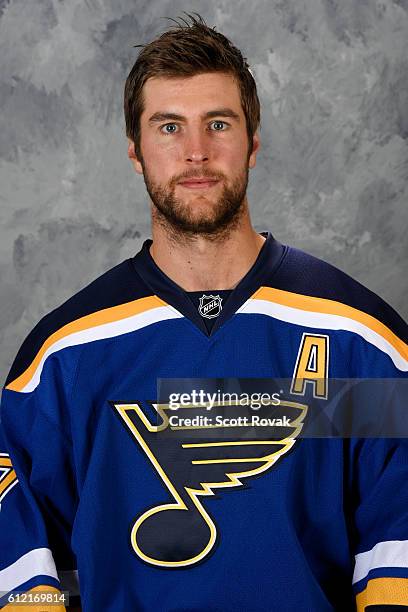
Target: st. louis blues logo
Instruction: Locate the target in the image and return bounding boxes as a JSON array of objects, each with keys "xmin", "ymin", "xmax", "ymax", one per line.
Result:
[
  {"xmin": 198, "ymin": 294, "xmax": 222, "ymax": 319},
  {"xmin": 112, "ymin": 397, "xmax": 307, "ymax": 568}
]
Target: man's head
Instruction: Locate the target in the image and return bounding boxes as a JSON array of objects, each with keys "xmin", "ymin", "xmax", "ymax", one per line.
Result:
[{"xmin": 124, "ymin": 13, "xmax": 261, "ymax": 238}]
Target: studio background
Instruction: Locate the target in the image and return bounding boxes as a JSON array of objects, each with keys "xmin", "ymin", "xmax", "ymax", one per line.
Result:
[{"xmin": 1, "ymin": 0, "xmax": 407, "ymax": 383}]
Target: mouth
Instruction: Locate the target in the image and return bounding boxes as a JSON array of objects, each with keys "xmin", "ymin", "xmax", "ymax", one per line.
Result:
[{"xmin": 178, "ymin": 179, "xmax": 219, "ymax": 190}]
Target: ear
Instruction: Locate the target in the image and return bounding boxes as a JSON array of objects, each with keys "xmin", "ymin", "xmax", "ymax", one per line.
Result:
[
  {"xmin": 248, "ymin": 130, "xmax": 260, "ymax": 169},
  {"xmin": 127, "ymin": 138, "xmax": 143, "ymax": 175}
]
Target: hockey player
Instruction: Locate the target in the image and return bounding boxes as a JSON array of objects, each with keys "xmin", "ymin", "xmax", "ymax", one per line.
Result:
[{"xmin": 1, "ymin": 13, "xmax": 407, "ymax": 612}]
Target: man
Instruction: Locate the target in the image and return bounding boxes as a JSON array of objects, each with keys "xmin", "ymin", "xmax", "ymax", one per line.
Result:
[{"xmin": 1, "ymin": 13, "xmax": 407, "ymax": 612}]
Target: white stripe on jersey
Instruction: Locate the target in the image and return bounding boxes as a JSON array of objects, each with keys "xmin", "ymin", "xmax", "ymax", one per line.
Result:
[
  {"xmin": 0, "ymin": 547, "xmax": 58, "ymax": 593},
  {"xmin": 239, "ymin": 298, "xmax": 408, "ymax": 371},
  {"xmin": 21, "ymin": 305, "xmax": 183, "ymax": 393},
  {"xmin": 353, "ymin": 540, "xmax": 408, "ymax": 584}
]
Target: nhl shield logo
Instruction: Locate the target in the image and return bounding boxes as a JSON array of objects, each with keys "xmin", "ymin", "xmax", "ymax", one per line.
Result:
[{"xmin": 198, "ymin": 294, "xmax": 222, "ymax": 319}]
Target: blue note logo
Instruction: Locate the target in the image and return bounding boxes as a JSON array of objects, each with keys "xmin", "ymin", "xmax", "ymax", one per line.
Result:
[
  {"xmin": 112, "ymin": 397, "xmax": 307, "ymax": 568},
  {"xmin": 198, "ymin": 294, "xmax": 222, "ymax": 319}
]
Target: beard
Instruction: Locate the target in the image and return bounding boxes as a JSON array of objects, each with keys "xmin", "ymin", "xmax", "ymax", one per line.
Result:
[{"xmin": 139, "ymin": 156, "xmax": 250, "ymax": 240}]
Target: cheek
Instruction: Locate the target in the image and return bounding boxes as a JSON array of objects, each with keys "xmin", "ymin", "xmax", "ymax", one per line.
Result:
[
  {"xmin": 142, "ymin": 143, "xmax": 177, "ymax": 175},
  {"xmin": 219, "ymin": 146, "xmax": 245, "ymax": 171},
  {"xmin": 214, "ymin": 138, "xmax": 246, "ymax": 164},
  {"xmin": 147, "ymin": 141, "xmax": 181, "ymax": 168}
]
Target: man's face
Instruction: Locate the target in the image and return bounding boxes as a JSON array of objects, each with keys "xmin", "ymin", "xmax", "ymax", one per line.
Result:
[{"xmin": 128, "ymin": 72, "xmax": 260, "ymax": 237}]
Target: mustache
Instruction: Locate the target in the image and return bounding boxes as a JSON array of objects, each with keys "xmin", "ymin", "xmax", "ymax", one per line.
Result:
[{"xmin": 174, "ymin": 171, "xmax": 224, "ymax": 183}]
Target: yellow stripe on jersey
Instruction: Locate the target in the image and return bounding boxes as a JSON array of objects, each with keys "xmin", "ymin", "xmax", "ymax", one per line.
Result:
[
  {"xmin": 248, "ymin": 286, "xmax": 408, "ymax": 367},
  {"xmin": 356, "ymin": 577, "xmax": 408, "ymax": 610},
  {"xmin": 6, "ymin": 295, "xmax": 173, "ymax": 393}
]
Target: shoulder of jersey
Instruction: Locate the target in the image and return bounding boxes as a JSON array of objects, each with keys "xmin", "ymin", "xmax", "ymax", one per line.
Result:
[
  {"xmin": 252, "ymin": 244, "xmax": 408, "ymax": 345},
  {"xmin": 5, "ymin": 244, "xmax": 408, "ymax": 388},
  {"xmin": 4, "ymin": 257, "xmax": 163, "ymax": 389}
]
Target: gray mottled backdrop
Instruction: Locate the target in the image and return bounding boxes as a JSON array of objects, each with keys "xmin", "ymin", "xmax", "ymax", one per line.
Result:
[{"xmin": 1, "ymin": 0, "xmax": 407, "ymax": 382}]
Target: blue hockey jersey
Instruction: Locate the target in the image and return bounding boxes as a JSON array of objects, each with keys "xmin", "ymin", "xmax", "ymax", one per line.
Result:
[{"xmin": 1, "ymin": 232, "xmax": 408, "ymax": 611}]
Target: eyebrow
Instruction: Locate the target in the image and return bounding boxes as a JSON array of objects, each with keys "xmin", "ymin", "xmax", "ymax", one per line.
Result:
[{"xmin": 147, "ymin": 108, "xmax": 241, "ymax": 125}]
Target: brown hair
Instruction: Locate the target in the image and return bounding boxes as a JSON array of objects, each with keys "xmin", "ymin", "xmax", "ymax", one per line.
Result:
[{"xmin": 124, "ymin": 12, "xmax": 260, "ymax": 159}]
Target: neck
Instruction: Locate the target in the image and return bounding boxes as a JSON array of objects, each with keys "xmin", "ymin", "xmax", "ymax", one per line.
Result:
[{"xmin": 149, "ymin": 203, "xmax": 266, "ymax": 291}]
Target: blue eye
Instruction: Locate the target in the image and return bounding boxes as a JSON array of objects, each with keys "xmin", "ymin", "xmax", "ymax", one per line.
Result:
[
  {"xmin": 161, "ymin": 123, "xmax": 178, "ymax": 134},
  {"xmin": 211, "ymin": 121, "xmax": 227, "ymax": 131}
]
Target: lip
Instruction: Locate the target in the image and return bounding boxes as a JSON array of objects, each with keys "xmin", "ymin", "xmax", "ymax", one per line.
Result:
[{"xmin": 178, "ymin": 179, "xmax": 219, "ymax": 189}]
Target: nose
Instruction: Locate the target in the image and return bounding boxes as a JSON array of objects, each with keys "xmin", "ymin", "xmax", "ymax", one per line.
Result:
[{"xmin": 184, "ymin": 128, "xmax": 209, "ymax": 163}]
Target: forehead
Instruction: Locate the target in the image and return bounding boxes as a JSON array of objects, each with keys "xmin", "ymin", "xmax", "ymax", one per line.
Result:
[{"xmin": 141, "ymin": 72, "xmax": 243, "ymax": 118}]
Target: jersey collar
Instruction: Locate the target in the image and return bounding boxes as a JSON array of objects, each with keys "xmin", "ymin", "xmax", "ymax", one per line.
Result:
[{"xmin": 132, "ymin": 232, "xmax": 286, "ymax": 338}]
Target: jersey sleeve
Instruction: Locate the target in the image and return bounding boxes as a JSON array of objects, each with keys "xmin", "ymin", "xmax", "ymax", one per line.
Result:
[
  {"xmin": 0, "ymin": 338, "xmax": 80, "ymax": 609},
  {"xmin": 350, "ymin": 436, "xmax": 408, "ymax": 611},
  {"xmin": 337, "ymin": 277, "xmax": 408, "ymax": 609}
]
